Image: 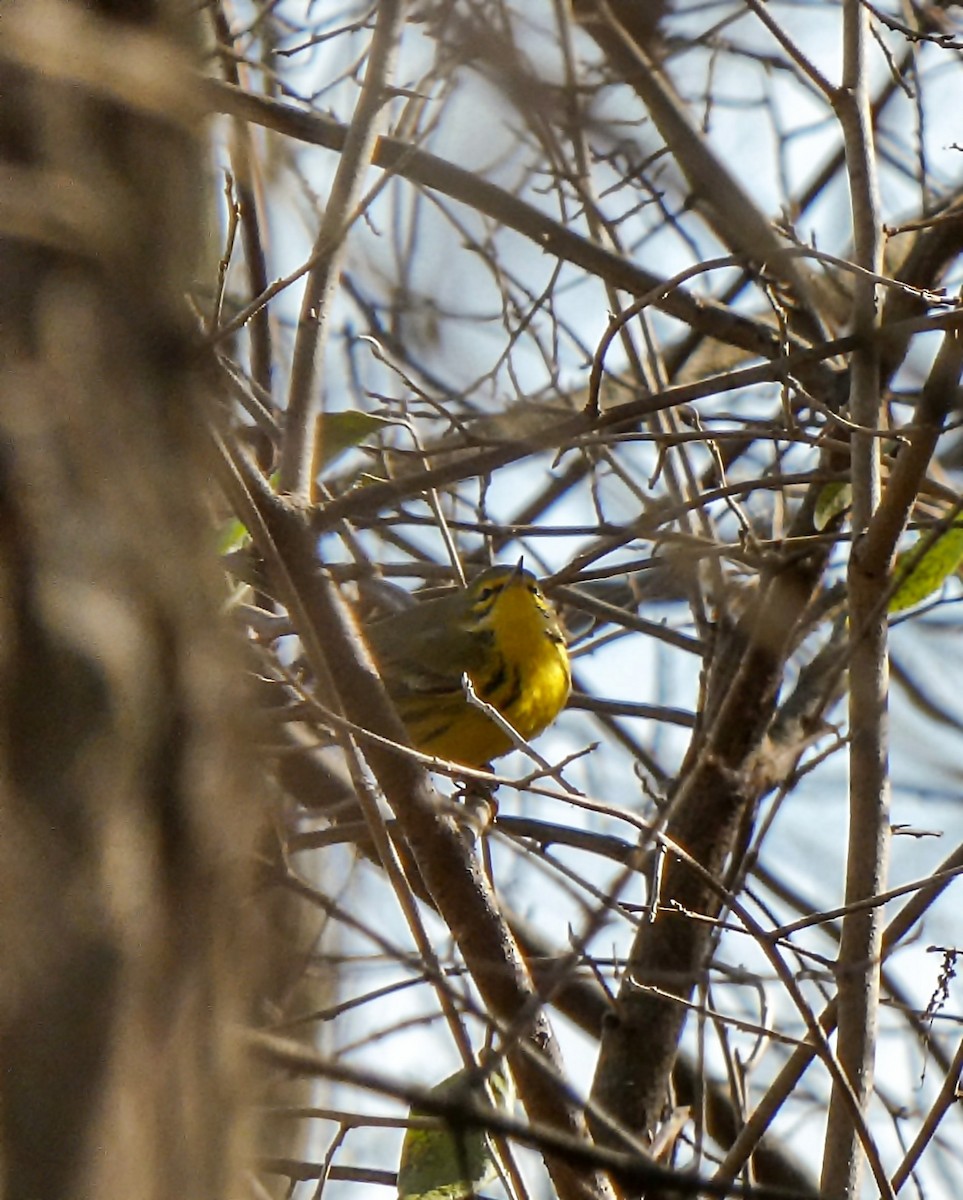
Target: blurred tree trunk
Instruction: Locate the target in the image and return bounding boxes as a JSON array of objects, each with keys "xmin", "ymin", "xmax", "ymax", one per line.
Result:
[{"xmin": 0, "ymin": 2, "xmax": 266, "ymax": 1197}]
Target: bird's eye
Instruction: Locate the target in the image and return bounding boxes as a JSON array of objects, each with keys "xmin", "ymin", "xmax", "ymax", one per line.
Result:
[{"xmin": 477, "ymin": 585, "xmax": 497, "ymax": 601}]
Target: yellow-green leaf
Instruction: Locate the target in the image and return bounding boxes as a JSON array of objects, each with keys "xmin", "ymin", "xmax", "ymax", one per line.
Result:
[
  {"xmin": 889, "ymin": 522, "xmax": 963, "ymax": 615},
  {"xmin": 217, "ymin": 516, "xmax": 250, "ymax": 556},
  {"xmin": 218, "ymin": 471, "xmax": 279, "ymax": 553},
  {"xmin": 317, "ymin": 411, "xmax": 397, "ymax": 471},
  {"xmin": 814, "ymin": 482, "xmax": 852, "ymax": 531},
  {"xmin": 396, "ymin": 1065, "xmax": 514, "ymax": 1200}
]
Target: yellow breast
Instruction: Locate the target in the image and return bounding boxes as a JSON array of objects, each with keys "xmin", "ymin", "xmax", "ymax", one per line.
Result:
[{"xmin": 421, "ymin": 574, "xmax": 570, "ymax": 765}]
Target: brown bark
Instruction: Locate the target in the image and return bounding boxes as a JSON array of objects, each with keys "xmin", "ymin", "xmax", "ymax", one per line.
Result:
[{"xmin": 0, "ymin": 2, "xmax": 266, "ymax": 1196}]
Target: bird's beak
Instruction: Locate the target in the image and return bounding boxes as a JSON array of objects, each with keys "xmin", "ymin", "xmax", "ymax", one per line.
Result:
[{"xmin": 510, "ymin": 557, "xmax": 525, "ymax": 580}]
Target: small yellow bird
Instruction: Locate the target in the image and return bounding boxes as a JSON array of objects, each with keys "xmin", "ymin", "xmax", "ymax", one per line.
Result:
[{"xmin": 366, "ymin": 562, "xmax": 570, "ymax": 767}]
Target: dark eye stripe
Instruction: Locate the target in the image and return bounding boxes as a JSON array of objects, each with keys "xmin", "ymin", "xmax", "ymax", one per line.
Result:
[{"xmin": 472, "ymin": 582, "xmax": 505, "ymax": 616}]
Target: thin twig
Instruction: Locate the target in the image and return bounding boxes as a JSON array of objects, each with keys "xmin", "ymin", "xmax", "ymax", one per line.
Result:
[{"xmin": 280, "ymin": 0, "xmax": 406, "ymax": 497}]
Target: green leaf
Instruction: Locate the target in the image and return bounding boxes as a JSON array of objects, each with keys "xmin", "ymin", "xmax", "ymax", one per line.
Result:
[
  {"xmin": 317, "ymin": 411, "xmax": 397, "ymax": 471},
  {"xmin": 217, "ymin": 516, "xmax": 250, "ymax": 556},
  {"xmin": 814, "ymin": 482, "xmax": 852, "ymax": 531},
  {"xmin": 218, "ymin": 471, "xmax": 279, "ymax": 554},
  {"xmin": 397, "ymin": 1065, "xmax": 514, "ymax": 1200},
  {"xmin": 889, "ymin": 521, "xmax": 963, "ymax": 615}
]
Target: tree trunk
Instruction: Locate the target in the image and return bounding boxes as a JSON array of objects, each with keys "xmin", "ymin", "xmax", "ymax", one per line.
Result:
[{"xmin": 0, "ymin": 3, "xmax": 266, "ymax": 1196}]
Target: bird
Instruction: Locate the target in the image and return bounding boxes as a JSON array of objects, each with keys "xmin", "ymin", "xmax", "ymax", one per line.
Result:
[{"xmin": 366, "ymin": 562, "xmax": 570, "ymax": 767}]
